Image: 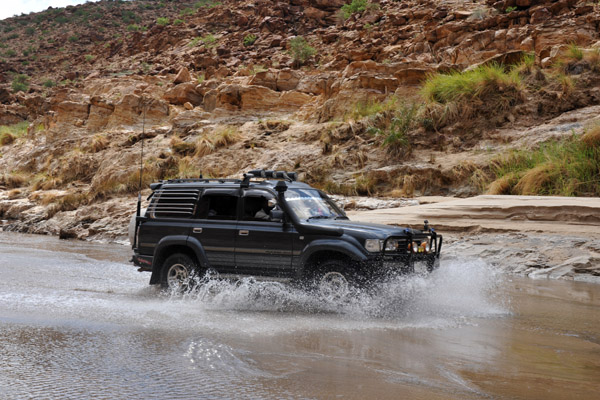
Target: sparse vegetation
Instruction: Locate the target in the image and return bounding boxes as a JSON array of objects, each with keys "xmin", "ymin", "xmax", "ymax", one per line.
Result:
[
  {"xmin": 11, "ymin": 74, "xmax": 30, "ymax": 93},
  {"xmin": 505, "ymin": 6, "xmax": 517, "ymax": 13},
  {"xmin": 84, "ymin": 54, "xmax": 94, "ymax": 63},
  {"xmin": 243, "ymin": 34, "xmax": 257, "ymax": 47},
  {"xmin": 0, "ymin": 122, "xmax": 29, "ymax": 146},
  {"xmin": 486, "ymin": 130, "xmax": 600, "ymax": 196},
  {"xmin": 288, "ymin": 36, "xmax": 316, "ymax": 67},
  {"xmin": 421, "ymin": 63, "xmax": 522, "ymax": 129},
  {"xmin": 156, "ymin": 17, "xmax": 170, "ymax": 26},
  {"xmin": 340, "ymin": 0, "xmax": 377, "ymax": 19}
]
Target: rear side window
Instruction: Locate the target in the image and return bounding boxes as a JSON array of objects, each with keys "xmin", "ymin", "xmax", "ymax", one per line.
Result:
[
  {"xmin": 197, "ymin": 194, "xmax": 238, "ymax": 220},
  {"xmin": 148, "ymin": 188, "xmax": 200, "ymax": 219}
]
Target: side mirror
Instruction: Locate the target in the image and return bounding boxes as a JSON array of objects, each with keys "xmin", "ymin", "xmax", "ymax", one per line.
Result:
[{"xmin": 269, "ymin": 209, "xmax": 284, "ymax": 222}]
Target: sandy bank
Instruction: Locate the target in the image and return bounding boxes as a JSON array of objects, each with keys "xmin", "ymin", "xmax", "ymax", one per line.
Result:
[{"xmin": 350, "ymin": 195, "xmax": 600, "ymax": 282}]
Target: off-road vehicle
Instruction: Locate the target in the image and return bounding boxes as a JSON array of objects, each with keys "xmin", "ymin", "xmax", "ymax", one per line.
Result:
[{"xmin": 130, "ymin": 170, "xmax": 442, "ymax": 296}]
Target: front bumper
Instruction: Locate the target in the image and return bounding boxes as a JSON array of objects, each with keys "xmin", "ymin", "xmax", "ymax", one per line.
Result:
[{"xmin": 366, "ymin": 231, "xmax": 442, "ymax": 274}]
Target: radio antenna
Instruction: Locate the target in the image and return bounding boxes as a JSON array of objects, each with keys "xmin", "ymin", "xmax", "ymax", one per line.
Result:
[{"xmin": 136, "ymin": 94, "xmax": 147, "ymax": 219}]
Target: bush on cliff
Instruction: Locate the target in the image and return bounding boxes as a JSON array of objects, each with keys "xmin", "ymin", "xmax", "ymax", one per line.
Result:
[{"xmin": 421, "ymin": 63, "xmax": 523, "ymax": 129}]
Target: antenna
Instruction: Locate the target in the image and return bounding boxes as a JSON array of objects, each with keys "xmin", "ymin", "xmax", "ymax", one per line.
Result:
[{"xmin": 136, "ymin": 94, "xmax": 147, "ymax": 219}]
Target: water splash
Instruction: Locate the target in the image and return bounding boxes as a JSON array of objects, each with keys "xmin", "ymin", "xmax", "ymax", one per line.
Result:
[{"xmin": 163, "ymin": 258, "xmax": 509, "ymax": 326}]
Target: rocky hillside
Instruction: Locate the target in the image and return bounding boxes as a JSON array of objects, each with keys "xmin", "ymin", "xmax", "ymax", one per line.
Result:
[{"xmin": 1, "ymin": 0, "xmax": 600, "ymax": 241}]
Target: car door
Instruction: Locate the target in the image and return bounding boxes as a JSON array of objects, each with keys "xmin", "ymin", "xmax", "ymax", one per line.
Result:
[
  {"xmin": 188, "ymin": 188, "xmax": 239, "ymax": 273},
  {"xmin": 234, "ymin": 189, "xmax": 294, "ymax": 277}
]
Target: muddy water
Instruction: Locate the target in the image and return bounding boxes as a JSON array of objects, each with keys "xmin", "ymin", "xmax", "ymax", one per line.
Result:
[{"xmin": 0, "ymin": 232, "xmax": 599, "ymax": 400}]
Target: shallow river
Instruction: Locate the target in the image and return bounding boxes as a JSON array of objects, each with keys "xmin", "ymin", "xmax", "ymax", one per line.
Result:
[{"xmin": 0, "ymin": 232, "xmax": 599, "ymax": 399}]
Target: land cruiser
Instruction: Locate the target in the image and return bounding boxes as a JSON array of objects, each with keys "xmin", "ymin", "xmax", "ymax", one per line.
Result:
[{"xmin": 130, "ymin": 170, "xmax": 442, "ymax": 297}]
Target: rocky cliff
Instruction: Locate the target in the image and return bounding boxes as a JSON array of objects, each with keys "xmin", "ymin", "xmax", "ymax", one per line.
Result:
[{"xmin": 1, "ymin": 0, "xmax": 600, "ymax": 241}]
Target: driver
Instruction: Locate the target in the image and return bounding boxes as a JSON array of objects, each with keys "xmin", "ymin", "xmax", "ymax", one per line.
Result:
[{"xmin": 255, "ymin": 196, "xmax": 274, "ymax": 220}]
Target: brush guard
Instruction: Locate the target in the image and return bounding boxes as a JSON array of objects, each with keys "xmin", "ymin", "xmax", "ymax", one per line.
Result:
[{"xmin": 381, "ymin": 228, "xmax": 442, "ymax": 274}]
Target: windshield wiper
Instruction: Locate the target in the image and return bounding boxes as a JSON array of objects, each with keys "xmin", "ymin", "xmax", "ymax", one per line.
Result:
[
  {"xmin": 307, "ymin": 215, "xmax": 331, "ymax": 220},
  {"xmin": 334, "ymin": 216, "xmax": 349, "ymax": 220}
]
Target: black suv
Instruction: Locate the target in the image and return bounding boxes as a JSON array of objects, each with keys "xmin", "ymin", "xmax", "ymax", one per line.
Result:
[{"xmin": 130, "ymin": 170, "xmax": 442, "ymax": 296}]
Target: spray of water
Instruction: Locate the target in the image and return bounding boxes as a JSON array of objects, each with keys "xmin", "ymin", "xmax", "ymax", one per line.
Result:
[{"xmin": 162, "ymin": 258, "xmax": 509, "ymax": 327}]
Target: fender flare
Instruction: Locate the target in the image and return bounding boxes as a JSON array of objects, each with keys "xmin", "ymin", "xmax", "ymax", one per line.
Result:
[{"xmin": 298, "ymin": 237, "xmax": 368, "ymax": 276}]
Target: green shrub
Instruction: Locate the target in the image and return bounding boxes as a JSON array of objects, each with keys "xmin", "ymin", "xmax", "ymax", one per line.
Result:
[
  {"xmin": 6, "ymin": 33, "xmax": 18, "ymax": 40},
  {"xmin": 243, "ymin": 34, "xmax": 257, "ymax": 46},
  {"xmin": 43, "ymin": 79, "xmax": 56, "ymax": 88},
  {"xmin": 127, "ymin": 24, "xmax": 140, "ymax": 32},
  {"xmin": 156, "ymin": 17, "xmax": 170, "ymax": 26},
  {"xmin": 5, "ymin": 49, "xmax": 16, "ymax": 57},
  {"xmin": 68, "ymin": 34, "xmax": 79, "ymax": 42},
  {"xmin": 505, "ymin": 6, "xmax": 517, "ymax": 13},
  {"xmin": 340, "ymin": 0, "xmax": 377, "ymax": 19},
  {"xmin": 180, "ymin": 7, "xmax": 195, "ymax": 16},
  {"xmin": 288, "ymin": 36, "xmax": 316, "ymax": 66},
  {"xmin": 11, "ymin": 74, "xmax": 29, "ymax": 93},
  {"xmin": 421, "ymin": 63, "xmax": 521, "ymax": 104},
  {"xmin": 566, "ymin": 43, "xmax": 584, "ymax": 61},
  {"xmin": 84, "ymin": 54, "xmax": 94, "ymax": 62},
  {"xmin": 25, "ymin": 26, "xmax": 35, "ymax": 35},
  {"xmin": 194, "ymin": 0, "xmax": 221, "ymax": 8},
  {"xmin": 173, "ymin": 19, "xmax": 184, "ymax": 25}
]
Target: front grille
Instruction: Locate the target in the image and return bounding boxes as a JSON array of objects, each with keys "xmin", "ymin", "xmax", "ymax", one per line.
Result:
[{"xmin": 147, "ymin": 188, "xmax": 200, "ymax": 218}]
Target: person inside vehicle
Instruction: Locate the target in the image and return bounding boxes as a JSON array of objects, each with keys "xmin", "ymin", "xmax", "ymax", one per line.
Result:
[{"xmin": 255, "ymin": 196, "xmax": 274, "ymax": 220}]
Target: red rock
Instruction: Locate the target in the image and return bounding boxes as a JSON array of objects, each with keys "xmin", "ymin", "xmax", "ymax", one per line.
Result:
[
  {"xmin": 163, "ymin": 83, "xmax": 202, "ymax": 106},
  {"xmin": 173, "ymin": 67, "xmax": 192, "ymax": 84},
  {"xmin": 530, "ymin": 8, "xmax": 551, "ymax": 24}
]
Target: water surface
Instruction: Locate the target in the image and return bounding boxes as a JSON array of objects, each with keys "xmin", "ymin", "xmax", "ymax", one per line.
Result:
[{"xmin": 0, "ymin": 232, "xmax": 598, "ymax": 399}]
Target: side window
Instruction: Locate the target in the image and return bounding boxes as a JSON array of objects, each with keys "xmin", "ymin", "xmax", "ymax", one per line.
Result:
[
  {"xmin": 196, "ymin": 194, "xmax": 238, "ymax": 220},
  {"xmin": 242, "ymin": 193, "xmax": 277, "ymax": 221}
]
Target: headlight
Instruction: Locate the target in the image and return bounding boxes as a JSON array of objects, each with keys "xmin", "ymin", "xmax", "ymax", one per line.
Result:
[
  {"xmin": 384, "ymin": 239, "xmax": 399, "ymax": 251},
  {"xmin": 364, "ymin": 239, "xmax": 382, "ymax": 252}
]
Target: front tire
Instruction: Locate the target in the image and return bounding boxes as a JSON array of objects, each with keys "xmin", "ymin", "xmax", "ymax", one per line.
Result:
[
  {"xmin": 311, "ymin": 260, "xmax": 353, "ymax": 301},
  {"xmin": 160, "ymin": 253, "xmax": 199, "ymax": 291}
]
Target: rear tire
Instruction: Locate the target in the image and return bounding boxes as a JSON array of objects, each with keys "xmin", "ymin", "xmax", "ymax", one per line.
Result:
[{"xmin": 160, "ymin": 253, "xmax": 199, "ymax": 291}]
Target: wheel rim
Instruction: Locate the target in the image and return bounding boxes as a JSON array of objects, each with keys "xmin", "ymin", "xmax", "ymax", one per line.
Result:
[
  {"xmin": 318, "ymin": 271, "xmax": 349, "ymax": 300},
  {"xmin": 166, "ymin": 263, "xmax": 190, "ymax": 289}
]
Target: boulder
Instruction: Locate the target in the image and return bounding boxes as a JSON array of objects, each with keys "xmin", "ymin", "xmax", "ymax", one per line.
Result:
[
  {"xmin": 163, "ymin": 83, "xmax": 203, "ymax": 106},
  {"xmin": 276, "ymin": 69, "xmax": 301, "ymax": 91},
  {"xmin": 173, "ymin": 67, "xmax": 192, "ymax": 84},
  {"xmin": 55, "ymin": 101, "xmax": 89, "ymax": 125},
  {"xmin": 248, "ymin": 69, "xmax": 278, "ymax": 90}
]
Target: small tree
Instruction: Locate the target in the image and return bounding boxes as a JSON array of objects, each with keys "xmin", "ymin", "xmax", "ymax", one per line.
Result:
[{"xmin": 289, "ymin": 36, "xmax": 316, "ymax": 67}]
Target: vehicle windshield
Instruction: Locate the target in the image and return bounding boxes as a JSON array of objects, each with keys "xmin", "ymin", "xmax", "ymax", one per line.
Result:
[{"xmin": 284, "ymin": 189, "xmax": 346, "ymax": 220}]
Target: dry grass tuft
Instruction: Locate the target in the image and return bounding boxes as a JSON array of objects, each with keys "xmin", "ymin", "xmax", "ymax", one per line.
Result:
[
  {"xmin": 88, "ymin": 134, "xmax": 109, "ymax": 153},
  {"xmin": 487, "ymin": 173, "xmax": 517, "ymax": 194},
  {"xmin": 7, "ymin": 189, "xmax": 22, "ymax": 199},
  {"xmin": 513, "ymin": 163, "xmax": 560, "ymax": 195},
  {"xmin": 171, "ymin": 136, "xmax": 197, "ymax": 155},
  {"xmin": 582, "ymin": 125, "xmax": 600, "ymax": 147},
  {"xmin": 1, "ymin": 172, "xmax": 30, "ymax": 188},
  {"xmin": 212, "ymin": 126, "xmax": 241, "ymax": 148}
]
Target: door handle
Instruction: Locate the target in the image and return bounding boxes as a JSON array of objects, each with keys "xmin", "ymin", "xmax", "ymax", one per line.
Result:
[
  {"xmin": 193, "ymin": 227, "xmax": 203, "ymax": 234},
  {"xmin": 239, "ymin": 230, "xmax": 249, "ymax": 236}
]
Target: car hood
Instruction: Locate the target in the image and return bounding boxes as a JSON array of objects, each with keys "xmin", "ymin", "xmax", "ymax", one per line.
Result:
[{"xmin": 309, "ymin": 219, "xmax": 422, "ymax": 239}]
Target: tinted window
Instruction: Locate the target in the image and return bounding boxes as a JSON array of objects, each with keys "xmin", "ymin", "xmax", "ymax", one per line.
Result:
[
  {"xmin": 242, "ymin": 193, "xmax": 276, "ymax": 221},
  {"xmin": 196, "ymin": 194, "xmax": 238, "ymax": 220}
]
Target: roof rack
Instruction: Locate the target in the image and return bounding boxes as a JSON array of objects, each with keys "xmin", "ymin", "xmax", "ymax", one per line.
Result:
[
  {"xmin": 245, "ymin": 169, "xmax": 297, "ymax": 181},
  {"xmin": 149, "ymin": 170, "xmax": 298, "ymax": 191}
]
